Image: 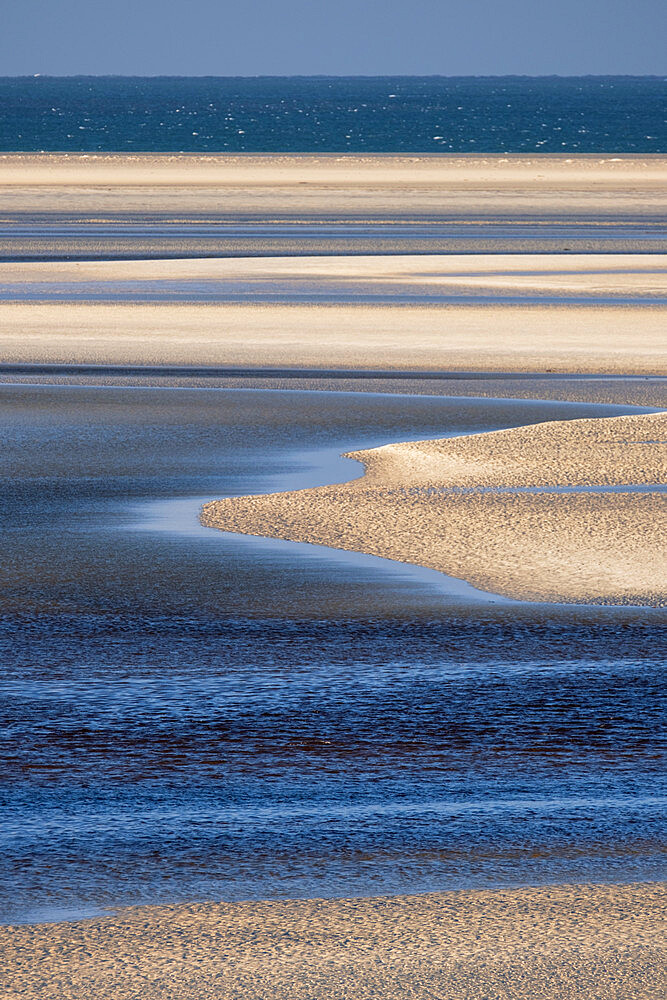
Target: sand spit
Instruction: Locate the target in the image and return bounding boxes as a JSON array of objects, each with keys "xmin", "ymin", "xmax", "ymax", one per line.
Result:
[
  {"xmin": 2, "ymin": 882, "xmax": 665, "ymax": 1000},
  {"xmin": 202, "ymin": 413, "xmax": 667, "ymax": 605},
  {"xmin": 1, "ymin": 153, "xmax": 665, "ymax": 217},
  {"xmin": 1, "ymin": 300, "xmax": 665, "ymax": 373}
]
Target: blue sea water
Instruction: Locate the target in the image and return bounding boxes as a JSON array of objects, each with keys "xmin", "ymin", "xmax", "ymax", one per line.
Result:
[{"xmin": 1, "ymin": 76, "xmax": 665, "ymax": 153}]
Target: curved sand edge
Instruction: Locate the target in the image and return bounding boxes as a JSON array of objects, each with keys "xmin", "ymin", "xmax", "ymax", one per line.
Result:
[
  {"xmin": 202, "ymin": 412, "xmax": 667, "ymax": 606},
  {"xmin": 2, "ymin": 882, "xmax": 665, "ymax": 999}
]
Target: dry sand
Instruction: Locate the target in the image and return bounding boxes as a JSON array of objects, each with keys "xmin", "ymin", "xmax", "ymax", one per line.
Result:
[
  {"xmin": 1, "ymin": 153, "xmax": 665, "ymax": 216},
  {"xmin": 202, "ymin": 412, "xmax": 667, "ymax": 606},
  {"xmin": 2, "ymin": 882, "xmax": 664, "ymax": 1000},
  {"xmin": 1, "ymin": 300, "xmax": 665, "ymax": 373},
  {"xmin": 2, "ymin": 251, "xmax": 665, "ymax": 373},
  {"xmin": 3, "ymin": 252, "xmax": 666, "ymax": 298}
]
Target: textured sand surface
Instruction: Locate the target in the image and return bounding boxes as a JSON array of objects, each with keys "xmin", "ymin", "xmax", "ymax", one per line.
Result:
[
  {"xmin": 2, "ymin": 882, "xmax": 665, "ymax": 1000},
  {"xmin": 1, "ymin": 153, "xmax": 665, "ymax": 217},
  {"xmin": 1, "ymin": 300, "xmax": 665, "ymax": 373},
  {"xmin": 202, "ymin": 413, "xmax": 667, "ymax": 605}
]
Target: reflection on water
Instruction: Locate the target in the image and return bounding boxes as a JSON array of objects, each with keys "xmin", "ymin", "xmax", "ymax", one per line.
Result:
[
  {"xmin": 134, "ymin": 495, "xmax": 514, "ymax": 604},
  {"xmin": 0, "ymin": 384, "xmax": 664, "ymax": 923}
]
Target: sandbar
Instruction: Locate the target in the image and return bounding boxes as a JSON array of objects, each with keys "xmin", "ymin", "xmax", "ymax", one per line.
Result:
[
  {"xmin": 202, "ymin": 412, "xmax": 667, "ymax": 605},
  {"xmin": 3, "ymin": 252, "xmax": 666, "ymax": 299},
  {"xmin": 1, "ymin": 300, "xmax": 665, "ymax": 372},
  {"xmin": 1, "ymin": 153, "xmax": 665, "ymax": 218}
]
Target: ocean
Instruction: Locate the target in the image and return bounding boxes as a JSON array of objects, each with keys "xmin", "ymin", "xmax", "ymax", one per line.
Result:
[{"xmin": 1, "ymin": 75, "xmax": 665, "ymax": 153}]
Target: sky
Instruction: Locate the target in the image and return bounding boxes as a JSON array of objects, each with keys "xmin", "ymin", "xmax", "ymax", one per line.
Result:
[{"xmin": 2, "ymin": 0, "xmax": 666, "ymax": 77}]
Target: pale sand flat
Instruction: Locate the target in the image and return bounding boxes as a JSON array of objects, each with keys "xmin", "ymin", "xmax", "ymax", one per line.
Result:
[
  {"xmin": 1, "ymin": 153, "xmax": 664, "ymax": 216},
  {"xmin": 3, "ymin": 253, "xmax": 666, "ymax": 300},
  {"xmin": 2, "ymin": 882, "xmax": 665, "ymax": 999},
  {"xmin": 202, "ymin": 413, "xmax": 667, "ymax": 606},
  {"xmin": 1, "ymin": 301, "xmax": 665, "ymax": 373}
]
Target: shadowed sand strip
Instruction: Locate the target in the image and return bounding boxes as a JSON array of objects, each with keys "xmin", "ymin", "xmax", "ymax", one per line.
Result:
[
  {"xmin": 202, "ymin": 413, "xmax": 667, "ymax": 606},
  {"xmin": 2, "ymin": 882, "xmax": 665, "ymax": 1000}
]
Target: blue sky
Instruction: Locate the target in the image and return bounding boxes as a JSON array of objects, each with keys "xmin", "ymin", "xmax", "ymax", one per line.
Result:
[{"xmin": 2, "ymin": 0, "xmax": 666, "ymax": 76}]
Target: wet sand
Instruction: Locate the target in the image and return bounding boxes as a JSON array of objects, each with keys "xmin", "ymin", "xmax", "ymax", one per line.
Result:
[
  {"xmin": 202, "ymin": 412, "xmax": 667, "ymax": 606},
  {"xmin": 0, "ymin": 252, "xmax": 665, "ymax": 312},
  {"xmin": 3, "ymin": 367, "xmax": 665, "ymax": 409},
  {"xmin": 2, "ymin": 882, "xmax": 664, "ymax": 1000}
]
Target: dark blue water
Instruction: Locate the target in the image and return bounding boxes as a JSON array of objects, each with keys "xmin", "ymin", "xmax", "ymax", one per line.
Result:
[
  {"xmin": 1, "ymin": 384, "xmax": 665, "ymax": 924},
  {"xmin": 2, "ymin": 76, "xmax": 665, "ymax": 153}
]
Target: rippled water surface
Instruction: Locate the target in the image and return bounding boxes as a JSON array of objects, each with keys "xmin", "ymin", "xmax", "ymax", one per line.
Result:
[
  {"xmin": 1, "ymin": 76, "xmax": 664, "ymax": 152},
  {"xmin": 0, "ymin": 384, "xmax": 665, "ymax": 923}
]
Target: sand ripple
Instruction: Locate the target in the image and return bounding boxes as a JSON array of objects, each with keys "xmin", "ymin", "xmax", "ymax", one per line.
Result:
[{"xmin": 2, "ymin": 882, "xmax": 665, "ymax": 999}]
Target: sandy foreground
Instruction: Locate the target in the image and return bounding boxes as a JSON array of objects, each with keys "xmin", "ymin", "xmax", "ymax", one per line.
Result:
[
  {"xmin": 2, "ymin": 882, "xmax": 665, "ymax": 1000},
  {"xmin": 1, "ymin": 300, "xmax": 665, "ymax": 373},
  {"xmin": 1, "ymin": 153, "xmax": 665, "ymax": 217},
  {"xmin": 202, "ymin": 413, "xmax": 667, "ymax": 605}
]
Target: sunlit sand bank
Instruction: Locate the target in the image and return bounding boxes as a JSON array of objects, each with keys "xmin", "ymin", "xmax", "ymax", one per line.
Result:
[
  {"xmin": 1, "ymin": 153, "xmax": 665, "ymax": 217},
  {"xmin": 3, "ymin": 252, "xmax": 666, "ymax": 299},
  {"xmin": 1, "ymin": 300, "xmax": 664, "ymax": 373},
  {"xmin": 202, "ymin": 413, "xmax": 667, "ymax": 606},
  {"xmin": 2, "ymin": 882, "xmax": 664, "ymax": 1000}
]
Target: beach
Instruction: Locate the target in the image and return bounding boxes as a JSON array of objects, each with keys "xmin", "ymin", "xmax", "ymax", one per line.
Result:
[
  {"xmin": 2, "ymin": 299, "xmax": 665, "ymax": 372},
  {"xmin": 2, "ymin": 882, "xmax": 665, "ymax": 999},
  {"xmin": 2, "ymin": 155, "xmax": 664, "ymax": 372},
  {"xmin": 2, "ymin": 152, "xmax": 665, "ymax": 218},
  {"xmin": 1, "ymin": 151, "xmax": 665, "ymax": 997},
  {"xmin": 1, "ymin": 154, "xmax": 665, "ymax": 372}
]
